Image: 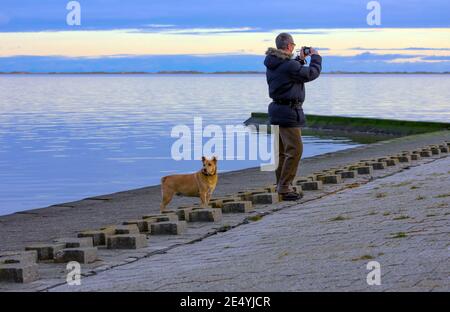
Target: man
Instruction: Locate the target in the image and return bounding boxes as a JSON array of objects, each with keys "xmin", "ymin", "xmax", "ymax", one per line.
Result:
[{"xmin": 264, "ymin": 32, "xmax": 322, "ymax": 201}]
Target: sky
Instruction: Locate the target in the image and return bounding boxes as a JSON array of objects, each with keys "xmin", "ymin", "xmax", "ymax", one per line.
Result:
[{"xmin": 0, "ymin": 0, "xmax": 449, "ymax": 72}]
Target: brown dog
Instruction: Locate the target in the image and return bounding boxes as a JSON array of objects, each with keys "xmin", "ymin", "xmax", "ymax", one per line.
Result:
[{"xmin": 160, "ymin": 156, "xmax": 218, "ymax": 212}]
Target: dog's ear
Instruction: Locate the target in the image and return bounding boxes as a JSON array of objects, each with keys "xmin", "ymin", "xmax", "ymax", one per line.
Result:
[
  {"xmin": 202, "ymin": 156, "xmax": 206, "ymax": 163},
  {"xmin": 212, "ymin": 156, "xmax": 218, "ymax": 163}
]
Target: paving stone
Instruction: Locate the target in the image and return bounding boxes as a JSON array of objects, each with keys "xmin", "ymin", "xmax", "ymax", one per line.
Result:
[
  {"xmin": 251, "ymin": 193, "xmax": 280, "ymax": 205},
  {"xmin": 0, "ymin": 263, "xmax": 39, "ymax": 283},
  {"xmin": 356, "ymin": 166, "xmax": 373, "ymax": 175},
  {"xmin": 25, "ymin": 243, "xmax": 66, "ymax": 261},
  {"xmin": 300, "ymin": 181, "xmax": 323, "ymax": 191},
  {"xmin": 339, "ymin": 170, "xmax": 357, "ymax": 179},
  {"xmin": 77, "ymin": 230, "xmax": 109, "ymax": 246},
  {"xmin": 123, "ymin": 220, "xmax": 148, "ymax": 233},
  {"xmin": 53, "ymin": 237, "xmax": 93, "ymax": 248},
  {"xmin": 222, "ymin": 201, "xmax": 254, "ymax": 213},
  {"xmin": 54, "ymin": 247, "xmax": 98, "ymax": 264},
  {"xmin": 150, "ymin": 221, "xmax": 187, "ymax": 235},
  {"xmin": 106, "ymin": 234, "xmax": 148, "ymax": 249},
  {"xmin": 0, "ymin": 250, "xmax": 37, "ymax": 265},
  {"xmin": 318, "ymin": 175, "xmax": 342, "ymax": 184},
  {"xmin": 188, "ymin": 208, "xmax": 223, "ymax": 222}
]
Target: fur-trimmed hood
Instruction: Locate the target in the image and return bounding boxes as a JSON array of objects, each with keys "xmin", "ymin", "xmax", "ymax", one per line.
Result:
[
  {"xmin": 264, "ymin": 47, "xmax": 293, "ymax": 70},
  {"xmin": 265, "ymin": 47, "xmax": 293, "ymax": 60}
]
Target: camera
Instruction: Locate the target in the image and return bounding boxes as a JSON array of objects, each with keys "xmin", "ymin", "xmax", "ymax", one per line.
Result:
[{"xmin": 302, "ymin": 46, "xmax": 312, "ymax": 56}]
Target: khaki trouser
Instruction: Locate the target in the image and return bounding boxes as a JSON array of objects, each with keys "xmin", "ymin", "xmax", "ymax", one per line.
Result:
[{"xmin": 276, "ymin": 127, "xmax": 303, "ymax": 193}]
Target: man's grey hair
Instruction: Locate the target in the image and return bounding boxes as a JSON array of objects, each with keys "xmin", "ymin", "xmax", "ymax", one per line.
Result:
[{"xmin": 275, "ymin": 33, "xmax": 294, "ymax": 50}]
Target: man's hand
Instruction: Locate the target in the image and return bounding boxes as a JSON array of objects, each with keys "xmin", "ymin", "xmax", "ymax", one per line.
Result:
[
  {"xmin": 299, "ymin": 48, "xmax": 306, "ymax": 60},
  {"xmin": 309, "ymin": 47, "xmax": 319, "ymax": 56}
]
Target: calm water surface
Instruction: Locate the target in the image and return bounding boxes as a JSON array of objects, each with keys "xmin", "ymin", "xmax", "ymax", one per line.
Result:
[{"xmin": 0, "ymin": 74, "xmax": 449, "ymax": 215}]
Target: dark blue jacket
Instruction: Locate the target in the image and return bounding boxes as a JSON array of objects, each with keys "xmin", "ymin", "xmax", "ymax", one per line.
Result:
[{"xmin": 264, "ymin": 47, "xmax": 322, "ymax": 127}]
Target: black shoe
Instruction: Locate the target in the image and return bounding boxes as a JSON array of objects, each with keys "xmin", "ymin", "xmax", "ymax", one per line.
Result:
[{"xmin": 279, "ymin": 192, "xmax": 302, "ymax": 201}]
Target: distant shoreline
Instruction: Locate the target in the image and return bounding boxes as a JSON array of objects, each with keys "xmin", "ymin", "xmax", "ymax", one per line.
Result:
[{"xmin": 1, "ymin": 71, "xmax": 449, "ymax": 75}]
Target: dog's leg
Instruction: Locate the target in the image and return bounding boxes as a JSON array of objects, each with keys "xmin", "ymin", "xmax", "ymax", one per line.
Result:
[
  {"xmin": 200, "ymin": 191, "xmax": 208, "ymax": 208},
  {"xmin": 160, "ymin": 180, "xmax": 174, "ymax": 213},
  {"xmin": 205, "ymin": 190, "xmax": 212, "ymax": 207}
]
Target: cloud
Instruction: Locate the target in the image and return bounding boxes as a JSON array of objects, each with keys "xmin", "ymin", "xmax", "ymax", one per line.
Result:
[
  {"xmin": 350, "ymin": 52, "xmax": 423, "ymax": 61},
  {"xmin": 422, "ymin": 55, "xmax": 450, "ymax": 61},
  {"xmin": 1, "ymin": 53, "xmax": 449, "ymax": 73},
  {"xmin": 128, "ymin": 27, "xmax": 260, "ymax": 35},
  {"xmin": 351, "ymin": 47, "xmax": 450, "ymax": 51}
]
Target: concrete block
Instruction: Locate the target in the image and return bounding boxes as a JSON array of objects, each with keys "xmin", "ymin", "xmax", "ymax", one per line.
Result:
[
  {"xmin": 98, "ymin": 225, "xmax": 117, "ymax": 235},
  {"xmin": 356, "ymin": 166, "xmax": 373, "ymax": 175},
  {"xmin": 143, "ymin": 214, "xmax": 177, "ymax": 222},
  {"xmin": 161, "ymin": 211, "xmax": 180, "ymax": 221},
  {"xmin": 299, "ymin": 181, "xmax": 323, "ymax": 191},
  {"xmin": 430, "ymin": 147, "xmax": 440, "ymax": 155},
  {"xmin": 410, "ymin": 154, "xmax": 421, "ymax": 161},
  {"xmin": 368, "ymin": 162, "xmax": 386, "ymax": 170},
  {"xmin": 306, "ymin": 174, "xmax": 318, "ymax": 181},
  {"xmin": 114, "ymin": 224, "xmax": 140, "ymax": 235},
  {"xmin": 318, "ymin": 175, "xmax": 342, "ymax": 184},
  {"xmin": 78, "ymin": 230, "xmax": 109, "ymax": 246},
  {"xmin": 107, "ymin": 234, "xmax": 147, "ymax": 249},
  {"xmin": 293, "ymin": 176, "xmax": 310, "ymax": 185},
  {"xmin": 0, "ymin": 263, "xmax": 39, "ymax": 283},
  {"xmin": 397, "ymin": 155, "xmax": 411, "ymax": 163},
  {"xmin": 54, "ymin": 247, "xmax": 98, "ymax": 264},
  {"xmin": 53, "ymin": 237, "xmax": 93, "ymax": 248},
  {"xmin": 264, "ymin": 185, "xmax": 277, "ymax": 193},
  {"xmin": 247, "ymin": 189, "xmax": 269, "ymax": 195},
  {"xmin": 291, "ymin": 186, "xmax": 304, "ymax": 195},
  {"xmin": 222, "ymin": 201, "xmax": 254, "ymax": 213},
  {"xmin": 150, "ymin": 221, "xmax": 187, "ymax": 235},
  {"xmin": 251, "ymin": 192, "xmax": 279, "ymax": 205},
  {"xmin": 339, "ymin": 170, "xmax": 357, "ymax": 179},
  {"xmin": 188, "ymin": 208, "xmax": 222, "ymax": 222},
  {"xmin": 25, "ymin": 243, "xmax": 66, "ymax": 261},
  {"xmin": 439, "ymin": 146, "xmax": 449, "ymax": 153},
  {"xmin": 420, "ymin": 150, "xmax": 432, "ymax": 157},
  {"xmin": 384, "ymin": 159, "xmax": 398, "ymax": 166},
  {"xmin": 0, "ymin": 250, "xmax": 38, "ymax": 265},
  {"xmin": 235, "ymin": 191, "xmax": 253, "ymax": 201},
  {"xmin": 123, "ymin": 220, "xmax": 148, "ymax": 233},
  {"xmin": 176, "ymin": 207, "xmax": 194, "ymax": 221},
  {"xmin": 210, "ymin": 197, "xmax": 239, "ymax": 208}
]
